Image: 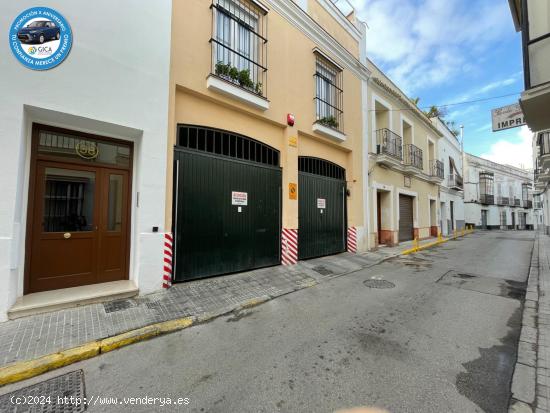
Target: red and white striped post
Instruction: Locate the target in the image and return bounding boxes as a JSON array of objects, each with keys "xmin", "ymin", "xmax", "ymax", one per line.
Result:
[
  {"xmin": 347, "ymin": 227, "xmax": 357, "ymax": 253},
  {"xmin": 163, "ymin": 233, "xmax": 173, "ymax": 288},
  {"xmin": 281, "ymin": 228, "xmax": 298, "ymax": 265}
]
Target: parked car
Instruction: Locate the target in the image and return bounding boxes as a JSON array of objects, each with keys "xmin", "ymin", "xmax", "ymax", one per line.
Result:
[{"xmin": 17, "ymin": 20, "xmax": 60, "ymax": 44}]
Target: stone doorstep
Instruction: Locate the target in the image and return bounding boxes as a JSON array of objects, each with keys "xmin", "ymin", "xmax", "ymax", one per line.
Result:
[{"xmin": 7, "ymin": 281, "xmax": 139, "ymax": 320}]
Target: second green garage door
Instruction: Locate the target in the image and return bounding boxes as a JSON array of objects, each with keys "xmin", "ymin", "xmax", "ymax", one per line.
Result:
[
  {"xmin": 298, "ymin": 157, "xmax": 346, "ymax": 260},
  {"xmin": 173, "ymin": 125, "xmax": 282, "ymax": 282}
]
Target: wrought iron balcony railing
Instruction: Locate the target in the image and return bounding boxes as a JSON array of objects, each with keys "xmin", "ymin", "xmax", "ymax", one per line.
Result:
[
  {"xmin": 430, "ymin": 159, "xmax": 444, "ymax": 179},
  {"xmin": 525, "ymin": 200, "xmax": 533, "ymax": 209},
  {"xmin": 448, "ymin": 174, "xmax": 463, "ymax": 189},
  {"xmin": 403, "ymin": 144, "xmax": 423, "ymax": 170},
  {"xmin": 376, "ymin": 128, "xmax": 402, "ymax": 160},
  {"xmin": 514, "ymin": 197, "xmax": 521, "ymax": 206},
  {"xmin": 480, "ymin": 194, "xmax": 495, "ymax": 205},
  {"xmin": 497, "ymin": 196, "xmax": 509, "ymax": 206}
]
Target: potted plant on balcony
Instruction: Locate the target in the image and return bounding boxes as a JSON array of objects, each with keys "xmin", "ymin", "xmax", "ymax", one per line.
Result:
[{"xmin": 318, "ymin": 116, "xmax": 339, "ymax": 129}]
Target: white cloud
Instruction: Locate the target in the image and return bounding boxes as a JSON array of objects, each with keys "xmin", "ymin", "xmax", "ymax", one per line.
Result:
[
  {"xmin": 479, "ymin": 126, "xmax": 534, "ymax": 169},
  {"xmin": 352, "ymin": 0, "xmax": 512, "ymax": 93}
]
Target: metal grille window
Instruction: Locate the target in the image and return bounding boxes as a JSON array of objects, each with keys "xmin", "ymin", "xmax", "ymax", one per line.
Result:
[
  {"xmin": 479, "ymin": 172, "xmax": 494, "ymax": 204},
  {"xmin": 314, "ymin": 53, "xmax": 344, "ymax": 133},
  {"xmin": 299, "ymin": 157, "xmax": 345, "ymax": 180},
  {"xmin": 538, "ymin": 131, "xmax": 550, "ymax": 155},
  {"xmin": 177, "ymin": 125, "xmax": 279, "ymax": 167},
  {"xmin": 211, "ymin": 0, "xmax": 267, "ymax": 97},
  {"xmin": 500, "ymin": 210, "xmax": 507, "ymax": 227}
]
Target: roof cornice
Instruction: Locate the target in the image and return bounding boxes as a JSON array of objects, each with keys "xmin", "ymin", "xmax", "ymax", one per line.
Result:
[
  {"xmin": 264, "ymin": 0, "xmax": 371, "ymax": 80},
  {"xmin": 370, "ymin": 77, "xmax": 443, "ymax": 137}
]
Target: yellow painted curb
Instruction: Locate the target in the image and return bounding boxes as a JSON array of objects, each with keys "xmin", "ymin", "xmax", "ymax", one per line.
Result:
[
  {"xmin": 0, "ymin": 342, "xmax": 99, "ymax": 386},
  {"xmin": 240, "ymin": 297, "xmax": 269, "ymax": 309},
  {"xmin": 99, "ymin": 325, "xmax": 161, "ymax": 353},
  {"xmin": 0, "ymin": 316, "xmax": 193, "ymax": 387}
]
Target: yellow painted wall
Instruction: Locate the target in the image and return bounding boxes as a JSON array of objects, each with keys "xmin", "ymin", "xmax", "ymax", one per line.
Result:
[
  {"xmin": 167, "ymin": 0, "xmax": 365, "ymax": 239},
  {"xmin": 366, "ymin": 64, "xmax": 442, "ymax": 248}
]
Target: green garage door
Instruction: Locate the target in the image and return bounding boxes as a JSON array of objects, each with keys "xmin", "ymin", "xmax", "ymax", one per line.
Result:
[
  {"xmin": 298, "ymin": 157, "xmax": 346, "ymax": 260},
  {"xmin": 173, "ymin": 125, "xmax": 281, "ymax": 282}
]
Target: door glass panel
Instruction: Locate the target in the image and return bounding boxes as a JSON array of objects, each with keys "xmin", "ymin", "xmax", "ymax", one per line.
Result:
[
  {"xmin": 107, "ymin": 175, "xmax": 123, "ymax": 231},
  {"xmin": 43, "ymin": 168, "xmax": 95, "ymax": 232},
  {"xmin": 38, "ymin": 130, "xmax": 131, "ymax": 167}
]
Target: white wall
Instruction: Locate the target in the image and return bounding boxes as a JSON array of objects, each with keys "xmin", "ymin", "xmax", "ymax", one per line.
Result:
[
  {"xmin": 0, "ymin": 1, "xmax": 172, "ymax": 321},
  {"xmin": 464, "ymin": 153, "xmax": 535, "ymax": 229}
]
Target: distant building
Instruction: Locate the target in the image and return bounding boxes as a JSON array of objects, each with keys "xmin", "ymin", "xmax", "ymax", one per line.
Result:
[
  {"xmin": 431, "ymin": 118, "xmax": 465, "ymax": 235},
  {"xmin": 464, "ymin": 153, "xmax": 534, "ymax": 230}
]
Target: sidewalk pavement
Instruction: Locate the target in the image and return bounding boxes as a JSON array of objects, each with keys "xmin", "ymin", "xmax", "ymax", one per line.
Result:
[
  {"xmin": 510, "ymin": 232, "xmax": 550, "ymax": 413},
  {"xmin": 0, "ymin": 234, "xmax": 459, "ymax": 384}
]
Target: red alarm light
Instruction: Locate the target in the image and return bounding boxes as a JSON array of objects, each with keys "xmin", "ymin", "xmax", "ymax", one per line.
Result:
[{"xmin": 287, "ymin": 113, "xmax": 295, "ymax": 126}]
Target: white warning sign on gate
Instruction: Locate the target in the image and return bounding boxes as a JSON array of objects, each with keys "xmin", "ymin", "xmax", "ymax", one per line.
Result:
[
  {"xmin": 232, "ymin": 191, "xmax": 248, "ymax": 206},
  {"xmin": 317, "ymin": 198, "xmax": 326, "ymax": 209}
]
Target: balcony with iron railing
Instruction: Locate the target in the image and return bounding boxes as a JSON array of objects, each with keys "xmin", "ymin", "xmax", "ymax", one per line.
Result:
[
  {"xmin": 448, "ymin": 174, "xmax": 463, "ymax": 190},
  {"xmin": 376, "ymin": 128, "xmax": 403, "ymax": 160},
  {"xmin": 514, "ymin": 197, "xmax": 521, "ymax": 206},
  {"xmin": 480, "ymin": 194, "xmax": 495, "ymax": 205},
  {"xmin": 497, "ymin": 196, "xmax": 510, "ymax": 206},
  {"xmin": 525, "ymin": 199, "xmax": 533, "ymax": 209},
  {"xmin": 429, "ymin": 159, "xmax": 444, "ymax": 181},
  {"xmin": 403, "ymin": 144, "xmax": 423, "ymax": 171}
]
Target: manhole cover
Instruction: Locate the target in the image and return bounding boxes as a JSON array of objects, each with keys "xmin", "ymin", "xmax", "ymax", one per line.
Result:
[
  {"xmin": 0, "ymin": 370, "xmax": 86, "ymax": 412},
  {"xmin": 312, "ymin": 265, "xmax": 333, "ymax": 276},
  {"xmin": 363, "ymin": 279, "xmax": 395, "ymax": 289}
]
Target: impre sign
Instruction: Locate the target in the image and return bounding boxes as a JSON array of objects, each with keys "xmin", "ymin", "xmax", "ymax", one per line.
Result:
[{"xmin": 491, "ymin": 103, "xmax": 526, "ymax": 132}]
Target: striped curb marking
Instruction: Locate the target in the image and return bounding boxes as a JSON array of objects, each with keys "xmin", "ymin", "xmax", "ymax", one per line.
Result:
[{"xmin": 282, "ymin": 228, "xmax": 298, "ymax": 265}]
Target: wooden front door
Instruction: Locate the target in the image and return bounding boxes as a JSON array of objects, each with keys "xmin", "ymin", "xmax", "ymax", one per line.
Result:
[{"xmin": 26, "ymin": 125, "xmax": 132, "ymax": 293}]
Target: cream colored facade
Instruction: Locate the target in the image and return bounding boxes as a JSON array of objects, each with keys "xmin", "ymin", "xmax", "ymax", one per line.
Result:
[
  {"xmin": 166, "ymin": 0, "xmax": 370, "ymax": 270},
  {"xmin": 366, "ymin": 64, "xmax": 443, "ymax": 248}
]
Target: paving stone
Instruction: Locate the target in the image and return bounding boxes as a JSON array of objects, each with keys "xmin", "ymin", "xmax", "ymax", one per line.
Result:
[
  {"xmin": 509, "ymin": 399, "xmax": 532, "ymax": 413},
  {"xmin": 0, "ymin": 252, "xmax": 386, "ymax": 368},
  {"xmin": 513, "ymin": 363, "xmax": 536, "ymax": 404}
]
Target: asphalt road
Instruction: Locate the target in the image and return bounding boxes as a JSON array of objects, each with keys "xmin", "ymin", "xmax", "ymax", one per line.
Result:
[{"xmin": 1, "ymin": 230, "xmax": 534, "ymax": 413}]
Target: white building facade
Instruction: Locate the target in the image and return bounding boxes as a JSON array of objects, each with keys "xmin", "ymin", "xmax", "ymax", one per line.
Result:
[
  {"xmin": 0, "ymin": 1, "xmax": 172, "ymax": 321},
  {"xmin": 464, "ymin": 154, "xmax": 534, "ymax": 230},
  {"xmin": 432, "ymin": 118, "xmax": 465, "ymax": 236}
]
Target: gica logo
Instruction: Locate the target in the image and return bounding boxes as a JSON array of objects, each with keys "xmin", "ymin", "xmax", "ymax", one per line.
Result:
[{"xmin": 8, "ymin": 7, "xmax": 72, "ymax": 70}]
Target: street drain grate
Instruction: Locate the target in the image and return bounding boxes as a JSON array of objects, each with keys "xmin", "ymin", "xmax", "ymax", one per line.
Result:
[
  {"xmin": 103, "ymin": 299, "xmax": 136, "ymax": 313},
  {"xmin": 363, "ymin": 279, "xmax": 395, "ymax": 289},
  {"xmin": 312, "ymin": 266, "xmax": 333, "ymax": 276},
  {"xmin": 0, "ymin": 370, "xmax": 86, "ymax": 412}
]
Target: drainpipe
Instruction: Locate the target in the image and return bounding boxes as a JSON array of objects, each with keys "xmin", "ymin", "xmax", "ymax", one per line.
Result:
[
  {"xmin": 359, "ymin": 20, "xmax": 370, "ymax": 251},
  {"xmin": 460, "ymin": 125, "xmax": 465, "ymax": 180}
]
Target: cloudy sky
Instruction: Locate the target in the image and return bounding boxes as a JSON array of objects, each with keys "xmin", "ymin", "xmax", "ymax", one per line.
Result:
[{"xmin": 346, "ymin": 0, "xmax": 533, "ymax": 169}]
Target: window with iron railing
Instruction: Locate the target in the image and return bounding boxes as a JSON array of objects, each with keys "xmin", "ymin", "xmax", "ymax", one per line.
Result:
[
  {"xmin": 430, "ymin": 159, "xmax": 444, "ymax": 179},
  {"xmin": 376, "ymin": 129, "xmax": 402, "ymax": 160},
  {"xmin": 211, "ymin": 0, "xmax": 267, "ymax": 97},
  {"xmin": 538, "ymin": 131, "xmax": 550, "ymax": 156},
  {"xmin": 479, "ymin": 172, "xmax": 494, "ymax": 204},
  {"xmin": 314, "ymin": 53, "xmax": 344, "ymax": 133},
  {"xmin": 403, "ymin": 144, "xmax": 423, "ymax": 170}
]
